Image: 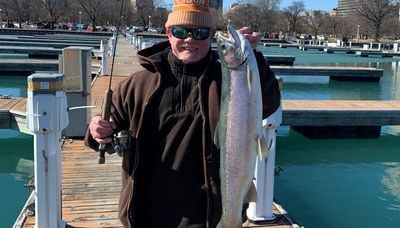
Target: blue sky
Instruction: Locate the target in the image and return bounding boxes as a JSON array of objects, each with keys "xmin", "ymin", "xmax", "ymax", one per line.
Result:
[{"xmin": 223, "ymin": 0, "xmax": 338, "ymax": 12}]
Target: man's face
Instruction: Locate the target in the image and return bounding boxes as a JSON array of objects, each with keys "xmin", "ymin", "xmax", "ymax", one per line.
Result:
[{"xmin": 167, "ymin": 26, "xmax": 214, "ymax": 63}]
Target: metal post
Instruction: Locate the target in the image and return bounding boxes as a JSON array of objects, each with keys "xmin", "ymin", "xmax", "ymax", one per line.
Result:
[
  {"xmin": 247, "ymin": 104, "xmax": 282, "ymax": 222},
  {"xmin": 148, "ymin": 15, "xmax": 152, "ymax": 28},
  {"xmin": 357, "ymin": 25, "xmax": 360, "ymax": 43},
  {"xmin": 26, "ymin": 73, "xmax": 69, "ymax": 228},
  {"xmin": 79, "ymin": 11, "xmax": 82, "ymax": 26},
  {"xmin": 101, "ymin": 39, "xmax": 109, "ymax": 75}
]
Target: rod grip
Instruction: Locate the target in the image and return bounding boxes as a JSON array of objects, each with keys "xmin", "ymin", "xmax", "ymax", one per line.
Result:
[{"xmin": 98, "ymin": 89, "xmax": 113, "ymax": 164}]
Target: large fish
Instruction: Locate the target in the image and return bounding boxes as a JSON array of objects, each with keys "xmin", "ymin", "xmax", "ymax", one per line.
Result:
[{"xmin": 215, "ymin": 26, "xmax": 268, "ymax": 228}]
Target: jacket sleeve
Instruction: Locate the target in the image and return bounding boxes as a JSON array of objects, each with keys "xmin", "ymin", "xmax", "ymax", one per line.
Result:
[
  {"xmin": 254, "ymin": 51, "xmax": 281, "ymax": 118},
  {"xmin": 84, "ymin": 79, "xmax": 129, "ymax": 154}
]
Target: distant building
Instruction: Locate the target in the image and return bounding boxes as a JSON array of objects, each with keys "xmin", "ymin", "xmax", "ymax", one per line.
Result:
[
  {"xmin": 331, "ymin": 8, "xmax": 338, "ymax": 17},
  {"xmin": 337, "ymin": 0, "xmax": 359, "ymax": 17},
  {"xmin": 209, "ymin": 0, "xmax": 223, "ymax": 10}
]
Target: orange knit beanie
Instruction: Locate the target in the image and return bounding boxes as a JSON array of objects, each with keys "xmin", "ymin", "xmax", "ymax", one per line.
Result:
[{"xmin": 165, "ymin": 0, "xmax": 214, "ymax": 29}]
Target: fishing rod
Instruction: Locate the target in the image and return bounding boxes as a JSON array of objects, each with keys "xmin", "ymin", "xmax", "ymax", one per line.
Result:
[{"xmin": 98, "ymin": 0, "xmax": 125, "ymax": 164}]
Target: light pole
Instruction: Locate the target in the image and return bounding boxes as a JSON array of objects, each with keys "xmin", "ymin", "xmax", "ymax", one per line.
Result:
[
  {"xmin": 148, "ymin": 15, "xmax": 152, "ymax": 28},
  {"xmin": 79, "ymin": 11, "xmax": 82, "ymax": 25},
  {"xmin": 357, "ymin": 24, "xmax": 360, "ymax": 43}
]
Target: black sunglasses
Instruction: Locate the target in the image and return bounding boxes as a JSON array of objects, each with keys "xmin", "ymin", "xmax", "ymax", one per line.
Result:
[{"xmin": 171, "ymin": 27, "xmax": 210, "ymax": 40}]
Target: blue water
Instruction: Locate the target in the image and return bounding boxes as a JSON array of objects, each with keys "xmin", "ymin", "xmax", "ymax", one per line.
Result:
[
  {"xmin": 258, "ymin": 46, "xmax": 400, "ymax": 228},
  {"xmin": 1, "ymin": 46, "xmax": 400, "ymax": 227},
  {"xmin": 0, "ymin": 130, "xmax": 33, "ymax": 227},
  {"xmin": 0, "ymin": 76, "xmax": 28, "ymax": 98}
]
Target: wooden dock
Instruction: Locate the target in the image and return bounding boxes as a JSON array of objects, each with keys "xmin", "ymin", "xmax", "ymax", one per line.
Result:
[
  {"xmin": 324, "ymin": 47, "xmax": 357, "ymax": 54},
  {"xmin": 0, "ymin": 59, "xmax": 59, "ymax": 73},
  {"xmin": 263, "ymin": 55, "xmax": 295, "ymax": 66},
  {"xmin": 279, "ymin": 43, "xmax": 302, "ymax": 48},
  {"xmin": 262, "ymin": 43, "xmax": 283, "ymax": 47},
  {"xmin": 0, "ymin": 28, "xmax": 112, "ymax": 37},
  {"xmin": 0, "ymin": 58, "xmax": 101, "ymax": 76},
  {"xmin": 3, "ymin": 96, "xmax": 400, "ymax": 134},
  {"xmin": 282, "ymin": 100, "xmax": 400, "ymax": 126},
  {"xmin": 300, "ymin": 45, "xmax": 326, "ymax": 51},
  {"xmin": 0, "ymin": 46, "xmax": 61, "ymax": 59},
  {"xmin": 0, "ymin": 40, "xmax": 100, "ymax": 49},
  {"xmin": 355, "ymin": 50, "xmax": 400, "ymax": 58},
  {"xmin": 0, "ymin": 36, "xmax": 102, "ymax": 45},
  {"xmin": 271, "ymin": 65, "xmax": 383, "ymax": 81}
]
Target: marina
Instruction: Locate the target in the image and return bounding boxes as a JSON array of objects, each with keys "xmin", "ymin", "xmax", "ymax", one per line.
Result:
[
  {"xmin": 1, "ymin": 29, "xmax": 400, "ymax": 228},
  {"xmin": 0, "ymin": 36, "xmax": 296, "ymax": 228}
]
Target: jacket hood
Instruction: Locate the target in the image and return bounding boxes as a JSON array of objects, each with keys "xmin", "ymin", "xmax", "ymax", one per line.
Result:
[{"xmin": 137, "ymin": 41, "xmax": 171, "ymax": 73}]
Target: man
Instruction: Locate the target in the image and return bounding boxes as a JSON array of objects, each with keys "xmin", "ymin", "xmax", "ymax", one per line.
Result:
[{"xmin": 85, "ymin": 0, "xmax": 281, "ymax": 227}]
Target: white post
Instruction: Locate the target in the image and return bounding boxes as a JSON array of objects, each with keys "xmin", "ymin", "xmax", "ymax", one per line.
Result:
[
  {"xmin": 127, "ymin": 34, "xmax": 132, "ymax": 45},
  {"xmin": 394, "ymin": 43, "xmax": 399, "ymax": 52},
  {"xmin": 101, "ymin": 39, "xmax": 109, "ymax": 76},
  {"xmin": 109, "ymin": 35, "xmax": 116, "ymax": 56},
  {"xmin": 247, "ymin": 104, "xmax": 282, "ymax": 222},
  {"xmin": 26, "ymin": 73, "xmax": 69, "ymax": 228},
  {"xmin": 148, "ymin": 15, "xmax": 152, "ymax": 28}
]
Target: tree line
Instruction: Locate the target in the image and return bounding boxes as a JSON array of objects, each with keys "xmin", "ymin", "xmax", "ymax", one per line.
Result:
[{"xmin": 1, "ymin": 0, "xmax": 399, "ymax": 41}]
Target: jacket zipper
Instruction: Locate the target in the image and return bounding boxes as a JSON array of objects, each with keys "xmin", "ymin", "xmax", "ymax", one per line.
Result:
[
  {"xmin": 180, "ymin": 72, "xmax": 186, "ymax": 112},
  {"xmin": 197, "ymin": 58, "xmax": 212, "ymax": 228}
]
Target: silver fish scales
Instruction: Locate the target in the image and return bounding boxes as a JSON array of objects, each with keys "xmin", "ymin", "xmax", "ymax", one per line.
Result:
[{"xmin": 215, "ymin": 26, "xmax": 268, "ymax": 228}]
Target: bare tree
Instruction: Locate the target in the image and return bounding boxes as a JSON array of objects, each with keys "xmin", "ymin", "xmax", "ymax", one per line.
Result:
[
  {"xmin": 38, "ymin": 0, "xmax": 69, "ymax": 27},
  {"xmin": 74, "ymin": 0, "xmax": 116, "ymax": 28},
  {"xmin": 325, "ymin": 14, "xmax": 339, "ymax": 37},
  {"xmin": 211, "ymin": 8, "xmax": 225, "ymax": 31},
  {"xmin": 355, "ymin": 0, "xmax": 400, "ymax": 41},
  {"xmin": 224, "ymin": 3, "xmax": 264, "ymax": 31},
  {"xmin": 304, "ymin": 10, "xmax": 325, "ymax": 40},
  {"xmin": 232, "ymin": 0, "xmax": 281, "ymax": 33},
  {"xmin": 336, "ymin": 15, "xmax": 359, "ymax": 40},
  {"xmin": 283, "ymin": 0, "xmax": 305, "ymax": 33},
  {"xmin": 4, "ymin": 0, "xmax": 32, "ymax": 27}
]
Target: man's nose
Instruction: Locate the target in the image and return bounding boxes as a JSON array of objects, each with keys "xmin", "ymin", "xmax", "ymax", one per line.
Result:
[{"xmin": 184, "ymin": 32, "xmax": 194, "ymax": 41}]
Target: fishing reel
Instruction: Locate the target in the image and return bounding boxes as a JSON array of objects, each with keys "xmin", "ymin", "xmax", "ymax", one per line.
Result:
[{"xmin": 112, "ymin": 130, "xmax": 132, "ymax": 157}]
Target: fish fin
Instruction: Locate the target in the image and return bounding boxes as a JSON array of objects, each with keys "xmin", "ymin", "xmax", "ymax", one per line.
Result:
[
  {"xmin": 213, "ymin": 124, "xmax": 220, "ymax": 149},
  {"xmin": 247, "ymin": 64, "xmax": 252, "ymax": 92},
  {"xmin": 257, "ymin": 128, "xmax": 269, "ymax": 159},
  {"xmin": 244, "ymin": 182, "xmax": 258, "ymax": 203}
]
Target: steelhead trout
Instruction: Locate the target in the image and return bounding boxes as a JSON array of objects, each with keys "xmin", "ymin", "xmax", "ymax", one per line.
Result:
[{"xmin": 215, "ymin": 26, "xmax": 268, "ymax": 227}]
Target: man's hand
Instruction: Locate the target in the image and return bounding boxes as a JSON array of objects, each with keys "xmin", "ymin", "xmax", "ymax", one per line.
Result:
[
  {"xmin": 89, "ymin": 115, "xmax": 116, "ymax": 144},
  {"xmin": 239, "ymin": 27, "xmax": 262, "ymax": 49}
]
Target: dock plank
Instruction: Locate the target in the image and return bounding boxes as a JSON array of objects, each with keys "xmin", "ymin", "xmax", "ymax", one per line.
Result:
[
  {"xmin": 271, "ymin": 65, "xmax": 383, "ymax": 80},
  {"xmin": 282, "ymin": 100, "xmax": 400, "ymax": 126}
]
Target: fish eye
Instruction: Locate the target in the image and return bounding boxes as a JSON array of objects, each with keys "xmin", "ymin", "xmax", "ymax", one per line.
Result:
[{"xmin": 221, "ymin": 43, "xmax": 226, "ymax": 50}]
